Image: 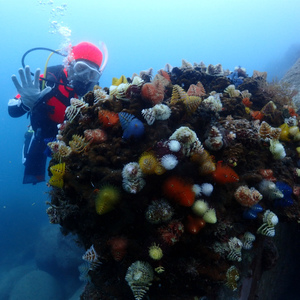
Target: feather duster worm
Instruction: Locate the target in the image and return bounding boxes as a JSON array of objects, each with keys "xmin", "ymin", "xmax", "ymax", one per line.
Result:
[
  {"xmin": 187, "ymin": 82, "xmax": 206, "ymax": 97},
  {"xmin": 107, "ymin": 236, "xmax": 128, "ymax": 261},
  {"xmin": 84, "ymin": 129, "xmax": 107, "ymax": 144},
  {"xmin": 234, "ymin": 185, "xmax": 262, "ymax": 207},
  {"xmin": 141, "ymin": 81, "xmax": 164, "ymax": 105},
  {"xmin": 185, "ymin": 215, "xmax": 206, "ymax": 234},
  {"xmin": 118, "ymin": 112, "xmax": 145, "ymax": 139},
  {"xmin": 212, "ymin": 162, "xmax": 239, "ymax": 184},
  {"xmin": 98, "ymin": 110, "xmax": 119, "ymax": 128},
  {"xmin": 49, "ymin": 162, "xmax": 66, "ymax": 188},
  {"xmin": 163, "ymin": 176, "xmax": 195, "ymax": 206},
  {"xmin": 95, "ymin": 185, "xmax": 121, "ymax": 215}
]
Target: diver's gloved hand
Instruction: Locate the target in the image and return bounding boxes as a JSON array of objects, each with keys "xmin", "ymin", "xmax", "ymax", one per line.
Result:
[{"xmin": 11, "ymin": 66, "xmax": 52, "ymax": 110}]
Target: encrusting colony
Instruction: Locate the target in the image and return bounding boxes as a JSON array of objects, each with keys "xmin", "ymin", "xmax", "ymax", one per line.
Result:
[{"xmin": 46, "ymin": 60, "xmax": 300, "ymax": 299}]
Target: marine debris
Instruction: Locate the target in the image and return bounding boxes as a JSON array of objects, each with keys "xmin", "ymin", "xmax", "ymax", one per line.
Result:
[{"xmin": 46, "ymin": 59, "xmax": 300, "ymax": 299}]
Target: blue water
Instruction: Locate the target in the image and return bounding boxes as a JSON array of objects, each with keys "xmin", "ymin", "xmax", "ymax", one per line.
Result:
[{"xmin": 0, "ymin": 0, "xmax": 300, "ymax": 299}]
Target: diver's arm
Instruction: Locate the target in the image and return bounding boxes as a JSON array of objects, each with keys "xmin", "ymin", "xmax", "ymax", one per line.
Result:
[{"xmin": 8, "ymin": 96, "xmax": 30, "ymax": 117}]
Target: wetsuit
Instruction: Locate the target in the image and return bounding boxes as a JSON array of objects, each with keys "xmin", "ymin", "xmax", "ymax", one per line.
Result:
[{"xmin": 8, "ymin": 65, "xmax": 76, "ymax": 184}]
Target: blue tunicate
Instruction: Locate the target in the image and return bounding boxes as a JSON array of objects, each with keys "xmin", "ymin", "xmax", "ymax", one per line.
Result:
[
  {"xmin": 243, "ymin": 203, "xmax": 263, "ymax": 220},
  {"xmin": 274, "ymin": 181, "xmax": 293, "ymax": 207},
  {"xmin": 122, "ymin": 118, "xmax": 145, "ymax": 139}
]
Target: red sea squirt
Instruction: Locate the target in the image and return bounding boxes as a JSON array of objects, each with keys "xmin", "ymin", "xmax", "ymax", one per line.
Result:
[{"xmin": 212, "ymin": 161, "xmax": 239, "ymax": 184}]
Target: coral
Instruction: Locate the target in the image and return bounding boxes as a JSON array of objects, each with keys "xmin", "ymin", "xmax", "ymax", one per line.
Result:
[
  {"xmin": 45, "ymin": 60, "xmax": 300, "ymax": 299},
  {"xmin": 148, "ymin": 243, "xmax": 163, "ymax": 260},
  {"xmin": 98, "ymin": 109, "xmax": 119, "ymax": 128},
  {"xmin": 204, "ymin": 126, "xmax": 223, "ymax": 151},
  {"xmin": 125, "ymin": 261, "xmax": 154, "ymax": 300},
  {"xmin": 84, "ymin": 128, "xmax": 107, "ymax": 144},
  {"xmin": 107, "ymin": 236, "xmax": 128, "ymax": 261},
  {"xmin": 95, "ymin": 185, "xmax": 121, "ymax": 215},
  {"xmin": 169, "ymin": 126, "xmax": 203, "ymax": 156}
]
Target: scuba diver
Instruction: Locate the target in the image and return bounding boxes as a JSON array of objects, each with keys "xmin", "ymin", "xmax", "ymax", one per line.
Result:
[{"xmin": 8, "ymin": 41, "xmax": 108, "ymax": 184}]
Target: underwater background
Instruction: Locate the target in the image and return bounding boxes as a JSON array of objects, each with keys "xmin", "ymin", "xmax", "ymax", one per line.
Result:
[{"xmin": 0, "ymin": 0, "xmax": 300, "ymax": 299}]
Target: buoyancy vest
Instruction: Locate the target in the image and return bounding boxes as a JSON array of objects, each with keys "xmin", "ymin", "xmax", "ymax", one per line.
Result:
[
  {"xmin": 30, "ymin": 65, "xmax": 76, "ymax": 138},
  {"xmin": 44, "ymin": 66, "xmax": 77, "ymax": 124}
]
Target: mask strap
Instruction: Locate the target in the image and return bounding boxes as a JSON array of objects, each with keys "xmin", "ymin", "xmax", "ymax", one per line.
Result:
[{"xmin": 99, "ymin": 42, "xmax": 108, "ymax": 74}]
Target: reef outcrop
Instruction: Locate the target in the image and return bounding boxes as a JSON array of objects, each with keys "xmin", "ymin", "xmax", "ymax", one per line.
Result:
[{"xmin": 46, "ymin": 61, "xmax": 300, "ymax": 299}]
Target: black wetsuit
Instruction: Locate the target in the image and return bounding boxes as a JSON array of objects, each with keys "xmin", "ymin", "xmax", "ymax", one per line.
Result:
[{"xmin": 8, "ymin": 65, "xmax": 76, "ymax": 184}]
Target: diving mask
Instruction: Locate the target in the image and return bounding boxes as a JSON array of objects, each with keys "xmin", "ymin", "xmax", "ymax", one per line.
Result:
[{"xmin": 73, "ymin": 61, "xmax": 101, "ymax": 82}]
